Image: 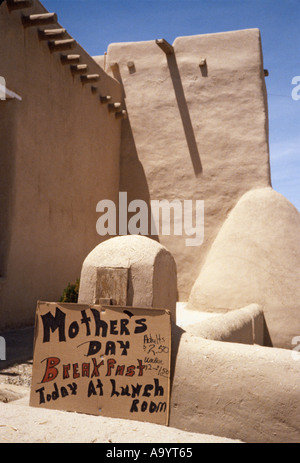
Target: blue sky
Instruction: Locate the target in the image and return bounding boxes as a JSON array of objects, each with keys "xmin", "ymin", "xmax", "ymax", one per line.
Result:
[{"xmin": 43, "ymin": 0, "xmax": 300, "ymax": 211}]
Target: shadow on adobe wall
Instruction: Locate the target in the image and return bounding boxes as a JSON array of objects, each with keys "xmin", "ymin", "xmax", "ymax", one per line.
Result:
[
  {"xmin": 166, "ymin": 53, "xmax": 203, "ymax": 178},
  {"xmin": 112, "ymin": 65, "xmax": 160, "ymax": 241}
]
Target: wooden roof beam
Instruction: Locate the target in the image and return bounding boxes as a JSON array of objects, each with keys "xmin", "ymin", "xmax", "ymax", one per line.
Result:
[
  {"xmin": 38, "ymin": 28, "xmax": 66, "ymax": 40},
  {"xmin": 7, "ymin": 0, "xmax": 32, "ymax": 10},
  {"xmin": 48, "ymin": 39, "xmax": 76, "ymax": 52},
  {"xmin": 22, "ymin": 12, "xmax": 57, "ymax": 27},
  {"xmin": 155, "ymin": 39, "xmax": 174, "ymax": 55}
]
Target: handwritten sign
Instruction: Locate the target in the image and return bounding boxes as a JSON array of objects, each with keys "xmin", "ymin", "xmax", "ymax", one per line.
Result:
[{"xmin": 30, "ymin": 302, "xmax": 171, "ymax": 425}]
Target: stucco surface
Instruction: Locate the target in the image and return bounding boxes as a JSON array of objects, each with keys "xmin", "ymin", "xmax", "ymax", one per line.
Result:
[
  {"xmin": 169, "ymin": 324, "xmax": 300, "ymax": 443},
  {"xmin": 0, "ymin": 1, "xmax": 122, "ymax": 329},
  {"xmin": 184, "ymin": 304, "xmax": 266, "ymax": 346},
  {"xmin": 1, "ymin": 0, "xmax": 299, "ymax": 444},
  {"xmin": 0, "ymin": 398, "xmax": 241, "ymax": 443},
  {"xmin": 106, "ymin": 29, "xmax": 271, "ymax": 300},
  {"xmin": 78, "ymin": 235, "xmax": 177, "ymax": 321},
  {"xmin": 1, "ymin": 301, "xmax": 299, "ymax": 443},
  {"xmin": 188, "ymin": 187, "xmax": 300, "ymax": 348}
]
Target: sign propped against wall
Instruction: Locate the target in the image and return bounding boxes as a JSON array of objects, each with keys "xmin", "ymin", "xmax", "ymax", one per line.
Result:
[{"xmin": 30, "ymin": 302, "xmax": 171, "ymax": 426}]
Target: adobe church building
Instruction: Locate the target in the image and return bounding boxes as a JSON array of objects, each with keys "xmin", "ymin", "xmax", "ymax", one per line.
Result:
[
  {"xmin": 1, "ymin": 0, "xmax": 300, "ymax": 444},
  {"xmin": 0, "ymin": 0, "xmax": 122, "ymax": 330},
  {"xmin": 1, "ymin": 0, "xmax": 299, "ymax": 347}
]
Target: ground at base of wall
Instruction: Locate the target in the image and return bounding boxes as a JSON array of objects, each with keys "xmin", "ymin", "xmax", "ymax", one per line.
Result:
[
  {"xmin": 0, "ymin": 383, "xmax": 241, "ymax": 444},
  {"xmin": 0, "ymin": 351, "xmax": 241, "ymax": 443},
  {"xmin": 0, "ymin": 361, "xmax": 32, "ymax": 388},
  {"xmin": 0, "ymin": 304, "xmax": 273, "ymax": 443}
]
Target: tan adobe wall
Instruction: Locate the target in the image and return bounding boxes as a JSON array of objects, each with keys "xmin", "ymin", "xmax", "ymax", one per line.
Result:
[
  {"xmin": 78, "ymin": 235, "xmax": 177, "ymax": 323},
  {"xmin": 185, "ymin": 304, "xmax": 268, "ymax": 346},
  {"xmin": 0, "ymin": 0, "xmax": 122, "ymax": 329},
  {"xmin": 188, "ymin": 187, "xmax": 300, "ymax": 348},
  {"xmin": 170, "ymin": 320, "xmax": 300, "ymax": 443},
  {"xmin": 106, "ymin": 30, "xmax": 271, "ymax": 300}
]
